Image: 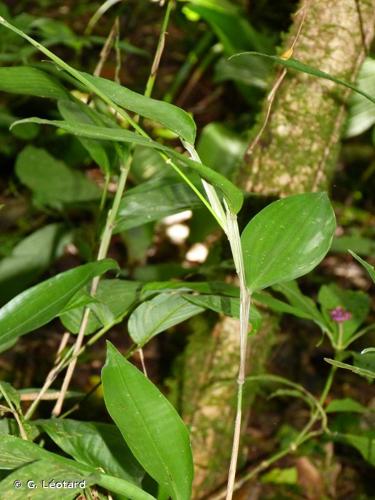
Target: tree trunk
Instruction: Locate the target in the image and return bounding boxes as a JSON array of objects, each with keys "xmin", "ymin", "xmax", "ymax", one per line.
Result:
[
  {"xmin": 181, "ymin": 1, "xmax": 375, "ymax": 497},
  {"xmin": 241, "ymin": 0, "xmax": 375, "ymax": 195}
]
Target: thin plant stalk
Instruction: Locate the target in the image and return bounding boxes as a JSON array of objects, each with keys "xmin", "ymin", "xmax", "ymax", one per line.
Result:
[
  {"xmin": 0, "ymin": 385, "xmax": 28, "ymax": 440},
  {"xmin": 0, "ymin": 17, "xmax": 222, "ymax": 226},
  {"xmin": 184, "ymin": 146, "xmax": 251, "ymax": 500},
  {"xmin": 164, "ymin": 31, "xmax": 214, "ymax": 103},
  {"xmin": 144, "ymin": 0, "xmax": 174, "ymax": 99},
  {"xmin": 85, "ymin": 0, "xmax": 123, "ymax": 35},
  {"xmin": 53, "ymin": 0, "xmax": 175, "ymax": 413},
  {"xmin": 52, "ymin": 157, "xmax": 132, "ymax": 415},
  {"xmin": 224, "ymin": 209, "xmax": 251, "ymax": 500},
  {"xmin": 212, "ymin": 363, "xmax": 336, "ymax": 500}
]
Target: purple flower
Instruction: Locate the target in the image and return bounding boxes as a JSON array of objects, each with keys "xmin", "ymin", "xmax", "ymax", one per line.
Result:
[{"xmin": 330, "ymin": 306, "xmax": 352, "ymax": 323}]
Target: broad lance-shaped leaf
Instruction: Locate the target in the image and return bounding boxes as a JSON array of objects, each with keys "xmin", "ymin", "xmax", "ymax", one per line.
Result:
[
  {"xmin": 38, "ymin": 419, "xmax": 144, "ymax": 486},
  {"xmin": 102, "ymin": 343, "xmax": 194, "ymax": 500},
  {"xmin": 12, "ymin": 117, "xmax": 243, "ymax": 213},
  {"xmin": 0, "ymin": 66, "xmax": 69, "ymax": 100},
  {"xmin": 0, "ymin": 223, "xmax": 70, "ymax": 306},
  {"xmin": 128, "ymin": 293, "xmax": 204, "ymax": 346},
  {"xmin": 0, "ymin": 259, "xmax": 116, "ymax": 345},
  {"xmin": 241, "ymin": 192, "xmax": 336, "ymax": 292},
  {"xmin": 82, "ymin": 72, "xmax": 196, "ymax": 144},
  {"xmin": 231, "ymin": 52, "xmax": 375, "ymax": 105},
  {"xmin": 0, "ymin": 461, "xmax": 92, "ymax": 500},
  {"xmin": 16, "ymin": 146, "xmax": 101, "ymax": 207},
  {"xmin": 183, "ymin": 294, "xmax": 262, "ymax": 332},
  {"xmin": 115, "ymin": 176, "xmax": 202, "ymax": 232},
  {"xmin": 60, "ymin": 279, "xmax": 140, "ymax": 335},
  {"xmin": 0, "ymin": 434, "xmax": 155, "ymax": 500},
  {"xmin": 0, "ymin": 19, "xmax": 195, "ymax": 143},
  {"xmin": 58, "ymin": 99, "xmax": 114, "ymax": 173},
  {"xmin": 272, "ymin": 281, "xmax": 327, "ymax": 328}
]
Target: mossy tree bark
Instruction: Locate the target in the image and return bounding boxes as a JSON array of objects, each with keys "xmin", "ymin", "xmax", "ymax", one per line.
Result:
[
  {"xmin": 180, "ymin": 1, "xmax": 375, "ymax": 498},
  {"xmin": 241, "ymin": 0, "xmax": 375, "ymax": 195}
]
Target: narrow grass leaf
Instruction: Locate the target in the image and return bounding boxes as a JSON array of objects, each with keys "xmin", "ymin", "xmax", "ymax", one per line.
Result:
[
  {"xmin": 349, "ymin": 250, "xmax": 375, "ymax": 283},
  {"xmin": 231, "ymin": 52, "xmax": 375, "ymax": 105},
  {"xmin": 324, "ymin": 358, "xmax": 375, "ymax": 379}
]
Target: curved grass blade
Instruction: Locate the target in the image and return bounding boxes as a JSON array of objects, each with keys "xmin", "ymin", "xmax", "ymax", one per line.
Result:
[
  {"xmin": 82, "ymin": 72, "xmax": 196, "ymax": 144},
  {"xmin": 12, "ymin": 117, "xmax": 243, "ymax": 213},
  {"xmin": 230, "ymin": 52, "xmax": 375, "ymax": 105}
]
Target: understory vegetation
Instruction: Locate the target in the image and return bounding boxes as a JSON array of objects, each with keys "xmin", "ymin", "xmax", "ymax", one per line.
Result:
[{"xmin": 0, "ymin": 1, "xmax": 374, "ymax": 499}]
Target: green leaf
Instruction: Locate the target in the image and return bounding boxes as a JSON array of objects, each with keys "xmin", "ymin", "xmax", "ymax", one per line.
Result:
[
  {"xmin": 326, "ymin": 398, "xmax": 366, "ymax": 414},
  {"xmin": 0, "ymin": 259, "xmax": 117, "ymax": 346},
  {"xmin": 58, "ymin": 99, "xmax": 113, "ymax": 173},
  {"xmin": 241, "ymin": 192, "xmax": 336, "ymax": 292},
  {"xmin": 12, "ymin": 117, "xmax": 174, "ymax": 151},
  {"xmin": 318, "ymin": 284, "xmax": 370, "ymax": 346},
  {"xmin": 349, "ymin": 250, "xmax": 375, "ymax": 283},
  {"xmin": 81, "ymin": 72, "xmax": 196, "ymax": 144},
  {"xmin": 38, "ymin": 419, "xmax": 144, "ymax": 485},
  {"xmin": 0, "ymin": 224, "xmax": 70, "ymax": 305},
  {"xmin": 15, "ymin": 146, "xmax": 101, "ymax": 207},
  {"xmin": 142, "ymin": 280, "xmax": 239, "ymax": 298},
  {"xmin": 115, "ymin": 177, "xmax": 202, "ymax": 232},
  {"xmin": 183, "ymin": 294, "xmax": 262, "ymax": 332},
  {"xmin": 261, "ymin": 467, "xmax": 297, "ymax": 485},
  {"xmin": 0, "ymin": 66, "xmax": 69, "ymax": 100},
  {"xmin": 0, "ymin": 434, "xmax": 153, "ymax": 500},
  {"xmin": 231, "ymin": 52, "xmax": 375, "ymax": 105},
  {"xmin": 253, "ymin": 290, "xmax": 314, "ymax": 318},
  {"xmin": 0, "ymin": 381, "xmax": 21, "ymax": 412},
  {"xmin": 353, "ymin": 351, "xmax": 375, "ymax": 374},
  {"xmin": 185, "ymin": 0, "xmax": 272, "ymax": 55},
  {"xmin": 197, "ymin": 123, "xmax": 248, "ymax": 179},
  {"xmin": 334, "ymin": 432, "xmax": 375, "ymax": 467},
  {"xmin": 324, "ymin": 358, "xmax": 375, "ymax": 380},
  {"xmin": 0, "ymin": 19, "xmax": 195, "ymax": 144},
  {"xmin": 182, "ymin": 156, "xmax": 243, "ymax": 213},
  {"xmin": 60, "ymin": 279, "xmax": 140, "ymax": 335},
  {"xmin": 12, "ymin": 117, "xmax": 244, "ymax": 213},
  {"xmin": 272, "ymin": 280, "xmax": 326, "ymax": 328},
  {"xmin": 345, "ymin": 58, "xmax": 375, "ymax": 137},
  {"xmin": 331, "ymin": 233, "xmax": 375, "ymax": 256},
  {"xmin": 128, "ymin": 293, "xmax": 204, "ymax": 346},
  {"xmin": 130, "ymin": 146, "xmax": 169, "ymax": 183},
  {"xmin": 0, "ymin": 460, "xmax": 91, "ymax": 500},
  {"xmin": 102, "ymin": 343, "xmax": 194, "ymax": 500}
]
